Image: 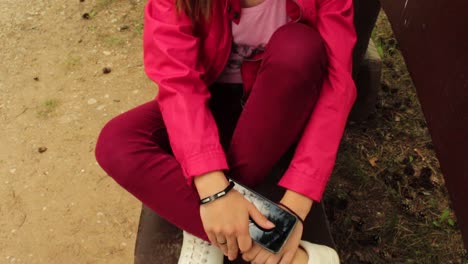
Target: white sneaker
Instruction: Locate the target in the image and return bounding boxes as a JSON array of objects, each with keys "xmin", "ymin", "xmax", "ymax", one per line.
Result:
[
  {"xmin": 299, "ymin": 240, "xmax": 340, "ymax": 264},
  {"xmin": 178, "ymin": 231, "xmax": 224, "ymax": 264}
]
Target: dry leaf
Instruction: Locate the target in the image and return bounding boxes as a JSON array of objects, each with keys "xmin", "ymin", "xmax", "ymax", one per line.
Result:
[{"xmin": 369, "ymin": 157, "xmax": 378, "ymax": 167}]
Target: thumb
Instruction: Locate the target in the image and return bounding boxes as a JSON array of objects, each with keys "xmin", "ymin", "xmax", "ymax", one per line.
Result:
[{"xmin": 247, "ymin": 203, "xmax": 275, "ymax": 229}]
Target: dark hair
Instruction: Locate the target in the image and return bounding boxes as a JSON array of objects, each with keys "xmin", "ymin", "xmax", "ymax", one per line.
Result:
[{"xmin": 176, "ymin": 0, "xmax": 212, "ymax": 24}]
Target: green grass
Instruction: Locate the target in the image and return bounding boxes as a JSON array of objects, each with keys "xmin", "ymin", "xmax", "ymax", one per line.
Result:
[
  {"xmin": 36, "ymin": 99, "xmax": 60, "ymax": 118},
  {"xmin": 96, "ymin": 0, "xmax": 118, "ymax": 9},
  {"xmin": 134, "ymin": 22, "xmax": 144, "ymax": 36},
  {"xmin": 104, "ymin": 35, "xmax": 125, "ymax": 46},
  {"xmin": 64, "ymin": 55, "xmax": 81, "ymax": 69}
]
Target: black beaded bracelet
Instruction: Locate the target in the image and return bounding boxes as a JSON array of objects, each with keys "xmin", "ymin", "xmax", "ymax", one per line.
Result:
[
  {"xmin": 199, "ymin": 181, "xmax": 235, "ymax": 205},
  {"xmin": 278, "ymin": 202, "xmax": 305, "ymax": 225}
]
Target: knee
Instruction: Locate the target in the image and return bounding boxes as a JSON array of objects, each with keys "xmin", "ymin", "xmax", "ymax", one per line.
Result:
[
  {"xmin": 95, "ymin": 115, "xmax": 133, "ymax": 187},
  {"xmin": 267, "ymin": 23, "xmax": 328, "ymax": 77}
]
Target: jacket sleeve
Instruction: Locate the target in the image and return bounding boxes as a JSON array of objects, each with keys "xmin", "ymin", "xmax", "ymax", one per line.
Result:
[
  {"xmin": 143, "ymin": 0, "xmax": 228, "ymax": 183},
  {"xmin": 278, "ymin": 0, "xmax": 357, "ymax": 201}
]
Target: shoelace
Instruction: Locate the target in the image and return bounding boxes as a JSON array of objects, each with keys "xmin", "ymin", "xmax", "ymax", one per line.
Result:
[{"xmin": 183, "ymin": 234, "xmax": 212, "ymax": 264}]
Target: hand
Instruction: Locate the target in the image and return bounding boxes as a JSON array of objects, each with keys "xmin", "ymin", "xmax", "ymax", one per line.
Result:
[
  {"xmin": 241, "ymin": 219, "xmax": 304, "ymax": 264},
  {"xmin": 195, "ymin": 171, "xmax": 275, "ymax": 261},
  {"xmin": 241, "ymin": 190, "xmax": 313, "ymax": 264}
]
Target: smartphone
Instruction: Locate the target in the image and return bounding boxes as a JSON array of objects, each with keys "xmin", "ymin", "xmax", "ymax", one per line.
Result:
[{"xmin": 230, "ymin": 179, "xmax": 298, "ymax": 254}]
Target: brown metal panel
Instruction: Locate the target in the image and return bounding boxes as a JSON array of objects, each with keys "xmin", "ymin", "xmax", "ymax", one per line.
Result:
[{"xmin": 380, "ymin": 0, "xmax": 468, "ymax": 248}]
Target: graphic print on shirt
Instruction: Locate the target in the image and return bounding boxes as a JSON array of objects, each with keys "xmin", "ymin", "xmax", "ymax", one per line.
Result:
[
  {"xmin": 217, "ymin": 0, "xmax": 288, "ymax": 83},
  {"xmin": 224, "ymin": 43, "xmax": 265, "ymax": 71}
]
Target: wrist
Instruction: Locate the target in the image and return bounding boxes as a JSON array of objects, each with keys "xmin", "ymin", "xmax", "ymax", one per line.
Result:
[
  {"xmin": 194, "ymin": 170, "xmax": 229, "ymax": 198},
  {"xmin": 279, "ymin": 190, "xmax": 314, "ymax": 221}
]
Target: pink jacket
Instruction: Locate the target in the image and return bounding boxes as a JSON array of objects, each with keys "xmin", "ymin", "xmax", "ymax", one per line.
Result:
[{"xmin": 143, "ymin": 0, "xmax": 357, "ymax": 201}]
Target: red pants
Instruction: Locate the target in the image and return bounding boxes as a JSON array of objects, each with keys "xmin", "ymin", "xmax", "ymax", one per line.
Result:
[{"xmin": 95, "ymin": 23, "xmax": 327, "ymax": 241}]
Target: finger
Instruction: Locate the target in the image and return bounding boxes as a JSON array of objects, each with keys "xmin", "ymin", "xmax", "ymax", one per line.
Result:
[
  {"xmin": 279, "ymin": 251, "xmax": 295, "ymax": 264},
  {"xmin": 266, "ymin": 254, "xmax": 281, "ymax": 264},
  {"xmin": 237, "ymin": 234, "xmax": 252, "ymax": 253},
  {"xmin": 247, "ymin": 203, "xmax": 275, "ymax": 230},
  {"xmin": 207, "ymin": 232, "xmax": 219, "ymax": 248},
  {"xmin": 237, "ymin": 225, "xmax": 252, "ymax": 253},
  {"xmin": 215, "ymin": 233, "xmax": 228, "ymax": 255},
  {"xmin": 226, "ymin": 235, "xmax": 239, "ymax": 260},
  {"xmin": 242, "ymin": 243, "xmax": 262, "ymax": 262},
  {"xmin": 251, "ymin": 248, "xmax": 270, "ymax": 264}
]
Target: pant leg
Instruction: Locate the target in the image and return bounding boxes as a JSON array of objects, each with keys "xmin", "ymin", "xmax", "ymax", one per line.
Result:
[
  {"xmin": 228, "ymin": 23, "xmax": 328, "ymax": 187},
  {"xmin": 95, "ymin": 23, "xmax": 328, "ymax": 242},
  {"xmin": 95, "ymin": 100, "xmax": 210, "ymax": 241}
]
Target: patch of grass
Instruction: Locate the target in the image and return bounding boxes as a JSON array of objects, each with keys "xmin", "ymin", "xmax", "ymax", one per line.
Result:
[
  {"xmin": 134, "ymin": 22, "xmax": 144, "ymax": 36},
  {"xmin": 96, "ymin": 0, "xmax": 118, "ymax": 9},
  {"xmin": 88, "ymin": 9, "xmax": 97, "ymax": 19},
  {"xmin": 64, "ymin": 55, "xmax": 81, "ymax": 69},
  {"xmin": 433, "ymin": 208, "xmax": 457, "ymax": 228},
  {"xmin": 36, "ymin": 99, "xmax": 60, "ymax": 118},
  {"xmin": 104, "ymin": 35, "xmax": 125, "ymax": 46},
  {"xmin": 87, "ymin": 25, "xmax": 97, "ymax": 32},
  {"xmin": 89, "ymin": 0, "xmax": 120, "ymax": 17}
]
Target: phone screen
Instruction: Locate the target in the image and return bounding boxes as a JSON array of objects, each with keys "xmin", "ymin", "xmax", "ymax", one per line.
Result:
[{"xmin": 231, "ymin": 180, "xmax": 298, "ymax": 253}]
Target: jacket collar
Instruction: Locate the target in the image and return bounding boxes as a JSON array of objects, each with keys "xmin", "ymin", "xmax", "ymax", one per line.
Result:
[{"xmin": 226, "ymin": 0, "xmax": 242, "ymax": 24}]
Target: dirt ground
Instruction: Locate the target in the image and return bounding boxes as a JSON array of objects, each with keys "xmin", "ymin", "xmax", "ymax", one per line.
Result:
[
  {"xmin": 0, "ymin": 0, "xmax": 466, "ymax": 264},
  {"xmin": 0, "ymin": 0, "xmax": 151, "ymax": 263}
]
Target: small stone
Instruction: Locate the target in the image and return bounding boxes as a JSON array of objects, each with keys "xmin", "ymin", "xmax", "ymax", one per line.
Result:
[
  {"xmin": 132, "ymin": 89, "xmax": 139, "ymax": 94},
  {"xmin": 118, "ymin": 25, "xmax": 130, "ymax": 31},
  {"xmin": 42, "ymin": 206, "xmax": 47, "ymax": 211},
  {"xmin": 102, "ymin": 67, "xmax": 112, "ymax": 74},
  {"xmin": 88, "ymin": 98, "xmax": 97, "ymax": 105},
  {"xmin": 395, "ymin": 116, "xmax": 401, "ymax": 122},
  {"xmin": 82, "ymin": 13, "xmax": 90, "ymax": 20},
  {"xmin": 104, "ymin": 94, "xmax": 109, "ymax": 98},
  {"xmin": 103, "ymin": 51, "xmax": 111, "ymax": 56},
  {"xmin": 38, "ymin": 147, "xmax": 48, "ymax": 153},
  {"xmin": 33, "ymin": 77, "xmax": 39, "ymax": 81},
  {"xmin": 96, "ymin": 105, "xmax": 106, "ymax": 111},
  {"xmin": 10, "ymin": 168, "xmax": 16, "ymax": 174},
  {"xmin": 120, "ymin": 242, "xmax": 127, "ymax": 247},
  {"xmin": 113, "ymin": 99, "xmax": 120, "ymax": 102},
  {"xmin": 11, "ymin": 229, "xmax": 16, "ymax": 233}
]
